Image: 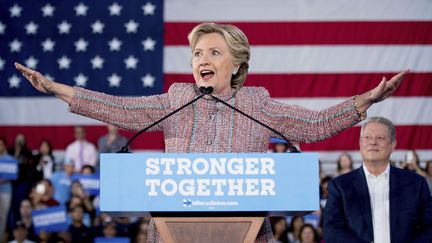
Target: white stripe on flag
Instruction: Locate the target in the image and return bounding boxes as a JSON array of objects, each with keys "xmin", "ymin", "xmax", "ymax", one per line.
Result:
[
  {"xmin": 165, "ymin": 0, "xmax": 432, "ymax": 21},
  {"xmin": 164, "ymin": 46, "xmax": 432, "ymax": 73}
]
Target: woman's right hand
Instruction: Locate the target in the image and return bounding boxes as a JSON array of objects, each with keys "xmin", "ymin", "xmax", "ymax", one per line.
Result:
[
  {"xmin": 15, "ymin": 62, "xmax": 54, "ymax": 94},
  {"xmin": 14, "ymin": 62, "xmax": 75, "ymax": 103}
]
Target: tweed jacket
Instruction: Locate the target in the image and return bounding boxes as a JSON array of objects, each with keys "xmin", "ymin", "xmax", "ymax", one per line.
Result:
[{"xmin": 69, "ymin": 83, "xmax": 362, "ymax": 153}]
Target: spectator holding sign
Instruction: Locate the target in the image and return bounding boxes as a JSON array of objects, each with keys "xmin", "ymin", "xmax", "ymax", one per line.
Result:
[{"xmin": 0, "ymin": 137, "xmax": 13, "ymax": 242}]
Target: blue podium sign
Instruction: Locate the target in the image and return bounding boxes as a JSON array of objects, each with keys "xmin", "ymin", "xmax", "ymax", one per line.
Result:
[{"xmin": 100, "ymin": 153, "xmax": 319, "ymax": 215}]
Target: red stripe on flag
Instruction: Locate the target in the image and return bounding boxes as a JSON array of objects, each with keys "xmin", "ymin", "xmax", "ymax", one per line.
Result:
[
  {"xmin": 164, "ymin": 73, "xmax": 432, "ymax": 97},
  {"xmin": 1, "ymin": 125, "xmax": 431, "ymax": 151},
  {"xmin": 0, "ymin": 126, "xmax": 164, "ymax": 151},
  {"xmin": 165, "ymin": 22, "xmax": 432, "ymax": 45}
]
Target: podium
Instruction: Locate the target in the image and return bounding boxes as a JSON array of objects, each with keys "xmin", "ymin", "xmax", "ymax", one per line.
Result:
[{"xmin": 100, "ymin": 153, "xmax": 319, "ymax": 243}]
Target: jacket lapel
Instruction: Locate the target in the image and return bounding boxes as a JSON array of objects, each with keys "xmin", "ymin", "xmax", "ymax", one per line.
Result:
[
  {"xmin": 353, "ymin": 167, "xmax": 374, "ymax": 240},
  {"xmin": 389, "ymin": 166, "xmax": 399, "ymax": 242}
]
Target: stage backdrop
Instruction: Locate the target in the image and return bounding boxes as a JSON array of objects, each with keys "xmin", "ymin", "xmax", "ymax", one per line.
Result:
[{"xmin": 0, "ymin": 0, "xmax": 431, "ymax": 162}]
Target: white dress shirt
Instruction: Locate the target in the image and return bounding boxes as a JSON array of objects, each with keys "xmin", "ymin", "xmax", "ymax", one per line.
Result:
[
  {"xmin": 64, "ymin": 140, "xmax": 98, "ymax": 172},
  {"xmin": 363, "ymin": 163, "xmax": 390, "ymax": 243}
]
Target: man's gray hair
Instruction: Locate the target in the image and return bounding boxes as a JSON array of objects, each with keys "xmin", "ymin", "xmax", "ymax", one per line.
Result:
[{"xmin": 360, "ymin": 117, "xmax": 396, "ymax": 142}]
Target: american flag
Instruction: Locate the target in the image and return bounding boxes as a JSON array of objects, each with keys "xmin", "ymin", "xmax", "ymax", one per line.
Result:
[{"xmin": 1, "ymin": 0, "xmax": 431, "ymax": 163}]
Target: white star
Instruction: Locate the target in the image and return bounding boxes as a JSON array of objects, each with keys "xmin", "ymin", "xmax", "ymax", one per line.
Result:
[
  {"xmin": 108, "ymin": 2, "xmax": 122, "ymax": 16},
  {"xmin": 108, "ymin": 73, "xmax": 122, "ymax": 87},
  {"xmin": 75, "ymin": 3, "xmax": 88, "ymax": 16},
  {"xmin": 8, "ymin": 75, "xmax": 21, "ymax": 88},
  {"xmin": 24, "ymin": 56, "xmax": 38, "ymax": 69},
  {"xmin": 125, "ymin": 20, "xmax": 139, "ymax": 33},
  {"xmin": 75, "ymin": 38, "xmax": 88, "ymax": 52},
  {"xmin": 41, "ymin": 4, "xmax": 55, "ymax": 17},
  {"xmin": 0, "ymin": 58, "xmax": 5, "ymax": 71},
  {"xmin": 45, "ymin": 74, "xmax": 54, "ymax": 81},
  {"xmin": 142, "ymin": 2, "xmax": 156, "ymax": 15},
  {"xmin": 108, "ymin": 37, "xmax": 122, "ymax": 51},
  {"xmin": 74, "ymin": 73, "xmax": 88, "ymax": 87},
  {"xmin": 9, "ymin": 39, "xmax": 22, "ymax": 52},
  {"xmin": 10, "ymin": 4, "xmax": 22, "ymax": 17},
  {"xmin": 91, "ymin": 55, "xmax": 104, "ymax": 69},
  {"xmin": 124, "ymin": 55, "xmax": 138, "ymax": 69},
  {"xmin": 0, "ymin": 22, "xmax": 6, "ymax": 35},
  {"xmin": 41, "ymin": 38, "xmax": 55, "ymax": 52},
  {"xmin": 25, "ymin": 21, "xmax": 38, "ymax": 35},
  {"xmin": 141, "ymin": 74, "xmax": 155, "ymax": 87},
  {"xmin": 58, "ymin": 56, "xmax": 71, "ymax": 69},
  {"xmin": 142, "ymin": 37, "xmax": 156, "ymax": 51},
  {"xmin": 91, "ymin": 20, "xmax": 104, "ymax": 34},
  {"xmin": 58, "ymin": 21, "xmax": 72, "ymax": 34}
]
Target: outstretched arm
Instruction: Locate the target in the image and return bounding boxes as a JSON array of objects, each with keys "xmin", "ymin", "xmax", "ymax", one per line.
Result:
[{"xmin": 15, "ymin": 62, "xmax": 74, "ymax": 104}]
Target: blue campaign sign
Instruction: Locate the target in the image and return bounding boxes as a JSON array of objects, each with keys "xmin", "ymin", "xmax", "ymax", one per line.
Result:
[
  {"xmin": 72, "ymin": 174, "xmax": 100, "ymax": 196},
  {"xmin": 95, "ymin": 237, "xmax": 130, "ymax": 243},
  {"xmin": 32, "ymin": 206, "xmax": 68, "ymax": 233},
  {"xmin": 0, "ymin": 156, "xmax": 18, "ymax": 180},
  {"xmin": 100, "ymin": 153, "xmax": 320, "ymax": 215}
]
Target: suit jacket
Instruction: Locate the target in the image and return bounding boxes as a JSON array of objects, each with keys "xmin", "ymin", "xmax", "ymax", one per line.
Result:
[{"xmin": 323, "ymin": 165, "xmax": 432, "ymax": 243}]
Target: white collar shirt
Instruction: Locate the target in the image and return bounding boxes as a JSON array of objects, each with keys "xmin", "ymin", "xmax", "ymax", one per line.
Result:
[{"xmin": 363, "ymin": 163, "xmax": 390, "ymax": 243}]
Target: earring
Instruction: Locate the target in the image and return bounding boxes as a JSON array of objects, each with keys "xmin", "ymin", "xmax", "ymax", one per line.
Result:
[{"xmin": 232, "ymin": 68, "xmax": 238, "ymax": 75}]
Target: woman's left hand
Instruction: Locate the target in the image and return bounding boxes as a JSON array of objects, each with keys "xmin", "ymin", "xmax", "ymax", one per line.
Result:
[
  {"xmin": 355, "ymin": 70, "xmax": 409, "ymax": 114},
  {"xmin": 368, "ymin": 70, "xmax": 409, "ymax": 103}
]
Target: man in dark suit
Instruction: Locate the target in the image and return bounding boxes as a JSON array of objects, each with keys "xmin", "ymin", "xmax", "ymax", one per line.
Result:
[{"xmin": 323, "ymin": 117, "xmax": 432, "ymax": 243}]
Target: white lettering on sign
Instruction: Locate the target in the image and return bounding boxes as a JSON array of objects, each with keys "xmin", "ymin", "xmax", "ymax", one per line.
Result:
[
  {"xmin": 145, "ymin": 178, "xmax": 275, "ymax": 197},
  {"xmin": 144, "ymin": 157, "xmax": 277, "ymax": 197},
  {"xmin": 145, "ymin": 157, "xmax": 276, "ymax": 176}
]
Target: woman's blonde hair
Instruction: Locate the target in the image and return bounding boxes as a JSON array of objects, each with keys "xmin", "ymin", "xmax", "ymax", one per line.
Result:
[{"xmin": 188, "ymin": 23, "xmax": 250, "ymax": 88}]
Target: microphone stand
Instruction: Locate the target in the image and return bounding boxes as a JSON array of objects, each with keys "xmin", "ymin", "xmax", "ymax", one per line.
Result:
[{"xmin": 117, "ymin": 87, "xmax": 213, "ymax": 153}]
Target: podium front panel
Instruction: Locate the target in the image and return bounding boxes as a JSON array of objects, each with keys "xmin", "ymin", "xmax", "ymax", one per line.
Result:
[{"xmin": 100, "ymin": 153, "xmax": 319, "ymax": 215}]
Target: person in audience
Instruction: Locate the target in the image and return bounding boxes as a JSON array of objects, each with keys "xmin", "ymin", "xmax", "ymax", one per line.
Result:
[
  {"xmin": 70, "ymin": 181, "xmax": 94, "ymax": 217},
  {"xmin": 270, "ymin": 216, "xmax": 288, "ymax": 243},
  {"xmin": 8, "ymin": 134, "xmax": 37, "ymax": 217},
  {"xmin": 131, "ymin": 218, "xmax": 150, "ymax": 243},
  {"xmin": 0, "ymin": 137, "xmax": 13, "ymax": 242},
  {"xmin": 6, "ymin": 199, "xmax": 39, "ymax": 242},
  {"xmin": 334, "ymin": 153, "xmax": 354, "ymax": 176},
  {"xmin": 324, "ymin": 117, "xmax": 432, "ymax": 243},
  {"xmin": 64, "ymin": 126, "xmax": 98, "ymax": 172},
  {"xmin": 273, "ymin": 143, "xmax": 289, "ymax": 153},
  {"xmin": 29, "ymin": 179, "xmax": 59, "ymax": 209},
  {"xmin": 8, "ymin": 221, "xmax": 35, "ymax": 243},
  {"xmin": 401, "ymin": 150, "xmax": 427, "ymax": 176},
  {"xmin": 425, "ymin": 160, "xmax": 432, "ymax": 195},
  {"xmin": 319, "ymin": 176, "xmax": 332, "ymax": 209},
  {"xmin": 68, "ymin": 205, "xmax": 93, "ymax": 243},
  {"xmin": 50, "ymin": 160, "xmax": 75, "ymax": 205},
  {"xmin": 33, "ymin": 140, "xmax": 55, "ymax": 180},
  {"xmin": 299, "ymin": 224, "xmax": 319, "ymax": 243},
  {"xmin": 102, "ymin": 220, "xmax": 118, "ymax": 238},
  {"xmin": 98, "ymin": 124, "xmax": 128, "ymax": 153},
  {"xmin": 80, "ymin": 165, "xmax": 96, "ymax": 175},
  {"xmin": 287, "ymin": 216, "xmax": 304, "ymax": 243},
  {"xmin": 67, "ymin": 196, "xmax": 92, "ymax": 227}
]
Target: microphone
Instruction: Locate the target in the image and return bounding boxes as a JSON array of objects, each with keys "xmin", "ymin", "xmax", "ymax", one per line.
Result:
[
  {"xmin": 117, "ymin": 86, "xmax": 213, "ymax": 153},
  {"xmin": 208, "ymin": 88, "xmax": 300, "ymax": 153}
]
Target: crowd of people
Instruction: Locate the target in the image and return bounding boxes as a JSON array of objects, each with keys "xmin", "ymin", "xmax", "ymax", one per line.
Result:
[{"xmin": 1, "ymin": 126, "xmax": 431, "ymax": 243}]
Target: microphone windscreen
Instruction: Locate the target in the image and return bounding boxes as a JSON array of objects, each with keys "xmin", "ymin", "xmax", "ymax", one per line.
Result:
[{"xmin": 199, "ymin": 86, "xmax": 214, "ymax": 94}]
